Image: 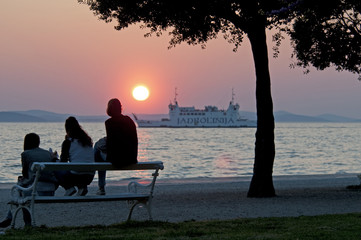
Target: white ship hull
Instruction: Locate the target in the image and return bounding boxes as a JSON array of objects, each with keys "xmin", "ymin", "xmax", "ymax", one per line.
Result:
[
  {"xmin": 136, "ymin": 118, "xmax": 256, "ymax": 128},
  {"xmin": 134, "ymin": 92, "xmax": 256, "ymax": 128}
]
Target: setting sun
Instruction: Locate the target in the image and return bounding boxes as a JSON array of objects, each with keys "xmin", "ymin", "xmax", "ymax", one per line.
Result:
[{"xmin": 132, "ymin": 86, "xmax": 149, "ymax": 101}]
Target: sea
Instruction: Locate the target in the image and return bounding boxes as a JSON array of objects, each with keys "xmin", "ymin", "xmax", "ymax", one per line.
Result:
[{"xmin": 0, "ymin": 122, "xmax": 360, "ymax": 183}]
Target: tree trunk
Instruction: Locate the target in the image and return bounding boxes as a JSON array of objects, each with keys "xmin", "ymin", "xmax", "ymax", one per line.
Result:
[{"xmin": 247, "ymin": 23, "xmax": 276, "ymax": 198}]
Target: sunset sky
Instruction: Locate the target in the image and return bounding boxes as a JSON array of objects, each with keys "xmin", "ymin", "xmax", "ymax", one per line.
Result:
[{"xmin": 1, "ymin": 0, "xmax": 360, "ymax": 119}]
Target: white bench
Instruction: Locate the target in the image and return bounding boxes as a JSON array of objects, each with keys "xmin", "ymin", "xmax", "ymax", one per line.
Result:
[{"xmin": 8, "ymin": 161, "xmax": 164, "ymax": 228}]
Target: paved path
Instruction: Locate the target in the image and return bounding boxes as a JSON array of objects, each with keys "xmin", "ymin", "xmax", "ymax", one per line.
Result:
[{"xmin": 1, "ymin": 174, "xmax": 361, "ymax": 228}]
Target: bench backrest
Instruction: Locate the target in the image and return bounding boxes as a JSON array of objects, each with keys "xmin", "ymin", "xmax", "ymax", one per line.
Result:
[{"xmin": 31, "ymin": 161, "xmax": 164, "ymax": 172}]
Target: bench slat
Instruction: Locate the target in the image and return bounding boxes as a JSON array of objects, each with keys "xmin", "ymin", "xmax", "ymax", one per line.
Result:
[
  {"xmin": 33, "ymin": 193, "xmax": 149, "ymax": 203},
  {"xmin": 31, "ymin": 161, "xmax": 164, "ymax": 172}
]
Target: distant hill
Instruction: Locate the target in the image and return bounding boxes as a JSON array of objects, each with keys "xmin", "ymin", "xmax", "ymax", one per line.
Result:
[
  {"xmin": 0, "ymin": 110, "xmax": 107, "ymax": 122},
  {"xmin": 239, "ymin": 111, "xmax": 257, "ymax": 121},
  {"xmin": 315, "ymin": 114, "xmax": 361, "ymax": 122},
  {"xmin": 15, "ymin": 110, "xmax": 70, "ymax": 122},
  {"xmin": 274, "ymin": 111, "xmax": 361, "ymax": 122},
  {"xmin": 0, "ymin": 112, "xmax": 45, "ymax": 122},
  {"xmin": 274, "ymin": 111, "xmax": 326, "ymax": 122},
  {"xmin": 0, "ymin": 110, "xmax": 360, "ymax": 123}
]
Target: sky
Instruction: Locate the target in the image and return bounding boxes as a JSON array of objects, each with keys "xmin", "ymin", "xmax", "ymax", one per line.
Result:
[{"xmin": 1, "ymin": 0, "xmax": 360, "ymax": 119}]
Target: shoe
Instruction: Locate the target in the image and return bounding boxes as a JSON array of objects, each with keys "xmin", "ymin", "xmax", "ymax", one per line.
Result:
[
  {"xmin": 77, "ymin": 187, "xmax": 88, "ymax": 196},
  {"xmin": 64, "ymin": 187, "xmax": 76, "ymax": 196},
  {"xmin": 96, "ymin": 187, "xmax": 105, "ymax": 195},
  {"xmin": 0, "ymin": 218, "xmax": 11, "ymax": 228}
]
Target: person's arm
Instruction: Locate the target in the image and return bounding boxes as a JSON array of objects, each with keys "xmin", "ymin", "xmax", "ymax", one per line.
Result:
[
  {"xmin": 130, "ymin": 119, "xmax": 138, "ymax": 161},
  {"xmin": 19, "ymin": 151, "xmax": 32, "ymax": 187},
  {"xmin": 21, "ymin": 152, "xmax": 29, "ymax": 179},
  {"xmin": 60, "ymin": 139, "xmax": 71, "ymax": 162},
  {"xmin": 105, "ymin": 120, "xmax": 110, "ymax": 139}
]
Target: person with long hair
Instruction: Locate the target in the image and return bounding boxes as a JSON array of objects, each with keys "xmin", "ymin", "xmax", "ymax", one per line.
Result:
[
  {"xmin": 94, "ymin": 98, "xmax": 138, "ymax": 195},
  {"xmin": 55, "ymin": 117, "xmax": 95, "ymax": 196},
  {"xmin": 0, "ymin": 133, "xmax": 58, "ymax": 228}
]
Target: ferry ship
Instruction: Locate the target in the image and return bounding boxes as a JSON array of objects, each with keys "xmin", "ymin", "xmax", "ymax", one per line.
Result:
[{"xmin": 133, "ymin": 90, "xmax": 256, "ymax": 128}]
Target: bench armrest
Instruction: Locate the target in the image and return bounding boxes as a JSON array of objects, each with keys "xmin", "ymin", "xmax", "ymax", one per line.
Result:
[{"xmin": 10, "ymin": 184, "xmax": 35, "ymax": 204}]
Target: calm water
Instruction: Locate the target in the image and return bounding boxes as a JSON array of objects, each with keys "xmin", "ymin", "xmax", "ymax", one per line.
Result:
[{"xmin": 0, "ymin": 122, "xmax": 360, "ymax": 183}]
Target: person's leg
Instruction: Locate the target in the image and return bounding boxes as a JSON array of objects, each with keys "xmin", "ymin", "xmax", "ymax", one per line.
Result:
[
  {"xmin": 0, "ymin": 210, "xmax": 12, "ymax": 228},
  {"xmin": 21, "ymin": 190, "xmax": 55, "ymax": 227},
  {"xmin": 38, "ymin": 191, "xmax": 55, "ymax": 196},
  {"xmin": 95, "ymin": 149, "xmax": 106, "ymax": 189},
  {"xmin": 94, "ymin": 141, "xmax": 107, "ymax": 195},
  {"xmin": 22, "ymin": 209, "xmax": 31, "ymax": 227},
  {"xmin": 75, "ymin": 174, "xmax": 94, "ymax": 196},
  {"xmin": 54, "ymin": 170, "xmax": 76, "ymax": 196},
  {"xmin": 16, "ymin": 189, "xmax": 32, "ymax": 226}
]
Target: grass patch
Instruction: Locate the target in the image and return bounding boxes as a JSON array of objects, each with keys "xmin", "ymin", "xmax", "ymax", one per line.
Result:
[{"xmin": 2, "ymin": 213, "xmax": 361, "ymax": 240}]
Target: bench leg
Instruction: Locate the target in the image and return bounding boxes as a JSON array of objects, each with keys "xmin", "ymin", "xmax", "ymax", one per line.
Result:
[
  {"xmin": 127, "ymin": 200, "xmax": 152, "ymax": 221},
  {"xmin": 10, "ymin": 208, "xmax": 19, "ymax": 229},
  {"xmin": 9, "ymin": 205, "xmax": 35, "ymax": 228},
  {"xmin": 145, "ymin": 200, "xmax": 153, "ymax": 221},
  {"xmin": 127, "ymin": 203, "xmax": 136, "ymax": 221}
]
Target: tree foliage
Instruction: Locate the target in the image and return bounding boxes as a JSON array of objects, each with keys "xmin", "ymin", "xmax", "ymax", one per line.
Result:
[
  {"xmin": 86, "ymin": 1, "xmax": 288, "ymax": 47},
  {"xmin": 83, "ymin": 0, "xmax": 361, "ymax": 76},
  {"xmin": 289, "ymin": 0, "xmax": 361, "ymax": 78}
]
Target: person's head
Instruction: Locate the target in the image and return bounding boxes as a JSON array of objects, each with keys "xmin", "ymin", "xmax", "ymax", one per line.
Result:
[
  {"xmin": 107, "ymin": 98, "xmax": 122, "ymax": 117},
  {"xmin": 65, "ymin": 116, "xmax": 93, "ymax": 147},
  {"xmin": 24, "ymin": 133, "xmax": 40, "ymax": 151},
  {"xmin": 65, "ymin": 116, "xmax": 81, "ymax": 138}
]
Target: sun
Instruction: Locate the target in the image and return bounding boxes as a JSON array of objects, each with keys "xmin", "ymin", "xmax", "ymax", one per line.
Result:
[{"xmin": 132, "ymin": 86, "xmax": 150, "ymax": 101}]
